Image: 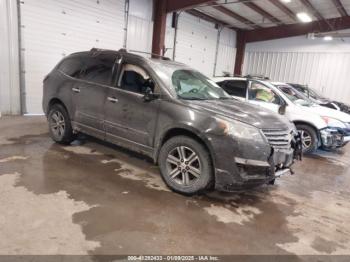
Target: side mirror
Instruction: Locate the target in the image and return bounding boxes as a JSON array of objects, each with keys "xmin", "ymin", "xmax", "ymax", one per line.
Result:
[
  {"xmin": 278, "ymin": 103, "xmax": 287, "ymax": 115},
  {"xmin": 143, "ymin": 87, "xmax": 159, "ymax": 102}
]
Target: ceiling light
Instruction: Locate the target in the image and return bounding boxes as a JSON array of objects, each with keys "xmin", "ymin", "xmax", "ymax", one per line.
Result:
[
  {"xmin": 297, "ymin": 12, "xmax": 312, "ymax": 23},
  {"xmin": 280, "ymin": 0, "xmax": 291, "ymax": 3},
  {"xmin": 323, "ymin": 36, "xmax": 333, "ymax": 41}
]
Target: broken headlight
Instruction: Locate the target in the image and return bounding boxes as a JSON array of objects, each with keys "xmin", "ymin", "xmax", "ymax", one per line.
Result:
[{"xmin": 217, "ymin": 118, "xmax": 266, "ymax": 143}]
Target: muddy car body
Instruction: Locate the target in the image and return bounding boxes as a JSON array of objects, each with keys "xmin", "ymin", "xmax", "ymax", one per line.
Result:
[{"xmin": 43, "ymin": 49, "xmax": 301, "ymax": 195}]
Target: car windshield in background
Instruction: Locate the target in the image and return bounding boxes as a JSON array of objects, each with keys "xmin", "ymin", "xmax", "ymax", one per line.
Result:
[
  {"xmin": 277, "ymin": 85, "xmax": 313, "ymax": 106},
  {"xmin": 308, "ymin": 87, "xmax": 325, "ymax": 99},
  {"xmin": 172, "ymin": 70, "xmax": 231, "ymax": 100}
]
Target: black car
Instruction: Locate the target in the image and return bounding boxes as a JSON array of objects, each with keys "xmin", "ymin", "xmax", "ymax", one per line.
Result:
[
  {"xmin": 289, "ymin": 83, "xmax": 350, "ymax": 114},
  {"xmin": 42, "ymin": 48, "xmax": 301, "ymax": 195}
]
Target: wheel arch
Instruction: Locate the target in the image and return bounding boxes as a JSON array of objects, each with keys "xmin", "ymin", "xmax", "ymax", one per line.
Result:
[
  {"xmin": 293, "ymin": 120, "xmax": 319, "ymax": 136},
  {"xmin": 154, "ymin": 127, "xmax": 216, "ymax": 169},
  {"xmin": 47, "ymin": 98, "xmax": 69, "ymax": 116},
  {"xmin": 293, "ymin": 120, "xmax": 321, "ymax": 148}
]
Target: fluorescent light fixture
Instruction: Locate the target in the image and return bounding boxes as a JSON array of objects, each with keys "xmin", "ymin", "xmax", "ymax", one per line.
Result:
[
  {"xmin": 323, "ymin": 36, "xmax": 333, "ymax": 41},
  {"xmin": 280, "ymin": 0, "xmax": 291, "ymax": 3},
  {"xmin": 297, "ymin": 12, "xmax": 312, "ymax": 23}
]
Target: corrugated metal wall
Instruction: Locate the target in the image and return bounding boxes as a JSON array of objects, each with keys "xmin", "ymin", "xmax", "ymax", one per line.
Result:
[
  {"xmin": 20, "ymin": 0, "xmax": 126, "ymax": 114},
  {"xmin": 243, "ymin": 51, "xmax": 350, "ymax": 103},
  {"xmin": 243, "ymin": 33, "xmax": 350, "ymax": 105},
  {"xmin": 0, "ymin": 0, "xmax": 21, "ymax": 115},
  {"xmin": 165, "ymin": 13, "xmax": 236, "ymax": 77}
]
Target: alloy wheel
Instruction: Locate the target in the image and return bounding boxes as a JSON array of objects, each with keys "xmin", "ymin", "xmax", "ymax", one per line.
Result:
[
  {"xmin": 50, "ymin": 111, "xmax": 66, "ymax": 139},
  {"xmin": 165, "ymin": 146, "xmax": 201, "ymax": 186},
  {"xmin": 300, "ymin": 130, "xmax": 312, "ymax": 150}
]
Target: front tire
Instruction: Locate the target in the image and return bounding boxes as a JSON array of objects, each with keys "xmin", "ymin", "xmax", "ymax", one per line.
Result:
[
  {"xmin": 48, "ymin": 103, "xmax": 75, "ymax": 144},
  {"xmin": 296, "ymin": 124, "xmax": 318, "ymax": 154},
  {"xmin": 158, "ymin": 136, "xmax": 213, "ymax": 195}
]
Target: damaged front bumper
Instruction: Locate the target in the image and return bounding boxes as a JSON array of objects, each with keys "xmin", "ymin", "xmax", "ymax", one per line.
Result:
[
  {"xmin": 320, "ymin": 127, "xmax": 349, "ymax": 149},
  {"xmin": 216, "ymin": 134, "xmax": 302, "ymax": 192}
]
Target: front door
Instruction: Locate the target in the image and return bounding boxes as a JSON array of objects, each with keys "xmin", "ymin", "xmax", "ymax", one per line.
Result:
[
  {"xmin": 104, "ymin": 63, "xmax": 160, "ymax": 156},
  {"xmin": 247, "ymin": 81, "xmax": 282, "ymax": 113}
]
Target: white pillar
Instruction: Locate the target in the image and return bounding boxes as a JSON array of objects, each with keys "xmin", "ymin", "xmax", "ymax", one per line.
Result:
[{"xmin": 0, "ymin": 0, "xmax": 21, "ymax": 115}]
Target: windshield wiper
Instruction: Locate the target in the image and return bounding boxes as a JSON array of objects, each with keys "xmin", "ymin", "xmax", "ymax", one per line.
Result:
[{"xmin": 179, "ymin": 97, "xmax": 209, "ymax": 101}]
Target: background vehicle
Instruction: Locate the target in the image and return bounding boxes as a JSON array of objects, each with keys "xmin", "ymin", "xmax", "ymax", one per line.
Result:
[
  {"xmin": 289, "ymin": 83, "xmax": 350, "ymax": 114},
  {"xmin": 43, "ymin": 49, "xmax": 301, "ymax": 195},
  {"xmin": 215, "ymin": 76, "xmax": 350, "ymax": 154}
]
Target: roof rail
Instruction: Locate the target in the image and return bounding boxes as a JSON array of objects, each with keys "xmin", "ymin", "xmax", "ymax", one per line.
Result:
[
  {"xmin": 89, "ymin": 48, "xmax": 172, "ymax": 60},
  {"xmin": 245, "ymin": 74, "xmax": 270, "ymax": 80},
  {"xmin": 127, "ymin": 49, "xmax": 172, "ymax": 60}
]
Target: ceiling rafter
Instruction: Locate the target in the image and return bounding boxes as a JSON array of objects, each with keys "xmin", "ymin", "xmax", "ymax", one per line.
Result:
[
  {"xmin": 186, "ymin": 9, "xmax": 233, "ymax": 28},
  {"xmin": 267, "ymin": 0, "xmax": 296, "ymax": 21},
  {"xmin": 210, "ymin": 3, "xmax": 262, "ymax": 29},
  {"xmin": 331, "ymin": 0, "xmax": 348, "ymax": 17},
  {"xmin": 242, "ymin": 1, "xmax": 283, "ymax": 25},
  {"xmin": 166, "ymin": 0, "xmax": 216, "ymax": 12},
  {"xmin": 243, "ymin": 16, "xmax": 350, "ymax": 42},
  {"xmin": 299, "ymin": 0, "xmax": 324, "ymax": 21}
]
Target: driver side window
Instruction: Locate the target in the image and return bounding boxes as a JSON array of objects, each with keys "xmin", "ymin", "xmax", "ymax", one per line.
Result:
[
  {"xmin": 118, "ymin": 64, "xmax": 151, "ymax": 94},
  {"xmin": 248, "ymin": 81, "xmax": 281, "ymax": 105}
]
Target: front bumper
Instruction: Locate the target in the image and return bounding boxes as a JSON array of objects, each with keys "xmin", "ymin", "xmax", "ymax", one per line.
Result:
[
  {"xmin": 216, "ymin": 146, "xmax": 299, "ymax": 192},
  {"xmin": 320, "ymin": 127, "xmax": 350, "ymax": 149}
]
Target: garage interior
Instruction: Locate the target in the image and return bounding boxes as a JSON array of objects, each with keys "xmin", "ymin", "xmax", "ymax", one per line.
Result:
[{"xmin": 1, "ymin": 0, "xmax": 350, "ymax": 259}]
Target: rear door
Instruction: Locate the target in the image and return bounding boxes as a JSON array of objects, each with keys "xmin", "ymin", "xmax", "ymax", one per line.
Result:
[
  {"xmin": 72, "ymin": 54, "xmax": 116, "ymax": 139},
  {"xmin": 219, "ymin": 80, "xmax": 248, "ymax": 101}
]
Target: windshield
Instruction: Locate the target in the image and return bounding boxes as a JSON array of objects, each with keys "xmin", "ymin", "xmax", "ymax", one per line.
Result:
[
  {"xmin": 308, "ymin": 88, "xmax": 325, "ymax": 99},
  {"xmin": 172, "ymin": 70, "xmax": 231, "ymax": 100},
  {"xmin": 292, "ymin": 84, "xmax": 324, "ymax": 100},
  {"xmin": 277, "ymin": 85, "xmax": 313, "ymax": 106}
]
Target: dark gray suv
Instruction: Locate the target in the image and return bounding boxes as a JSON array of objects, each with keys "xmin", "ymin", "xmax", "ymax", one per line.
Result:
[{"xmin": 43, "ymin": 48, "xmax": 301, "ymax": 195}]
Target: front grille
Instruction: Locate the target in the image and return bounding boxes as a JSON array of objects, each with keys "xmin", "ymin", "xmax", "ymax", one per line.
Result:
[{"xmin": 262, "ymin": 129, "xmax": 292, "ymax": 150}]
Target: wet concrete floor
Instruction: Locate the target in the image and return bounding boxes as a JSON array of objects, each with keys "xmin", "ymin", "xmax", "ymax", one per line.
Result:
[{"xmin": 1, "ymin": 116, "xmax": 350, "ymax": 256}]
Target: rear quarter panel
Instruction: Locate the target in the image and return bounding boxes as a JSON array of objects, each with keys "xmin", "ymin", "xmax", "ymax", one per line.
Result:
[{"xmin": 43, "ymin": 70, "xmax": 75, "ymax": 118}]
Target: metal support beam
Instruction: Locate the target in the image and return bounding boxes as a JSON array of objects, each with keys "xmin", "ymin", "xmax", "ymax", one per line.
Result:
[
  {"xmin": 211, "ymin": 3, "xmax": 261, "ymax": 29},
  {"xmin": 331, "ymin": 0, "xmax": 348, "ymax": 17},
  {"xmin": 151, "ymin": 0, "xmax": 167, "ymax": 56},
  {"xmin": 167, "ymin": 0, "xmax": 216, "ymax": 12},
  {"xmin": 268, "ymin": 0, "xmax": 296, "ymax": 21},
  {"xmin": 243, "ymin": 1, "xmax": 282, "ymax": 25},
  {"xmin": 299, "ymin": 0, "xmax": 324, "ymax": 21},
  {"xmin": 186, "ymin": 9, "xmax": 229, "ymax": 27},
  {"xmin": 244, "ymin": 16, "xmax": 350, "ymax": 43},
  {"xmin": 234, "ymin": 31, "xmax": 246, "ymax": 75}
]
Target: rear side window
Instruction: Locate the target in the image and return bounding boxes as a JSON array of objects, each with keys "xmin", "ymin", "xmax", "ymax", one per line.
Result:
[
  {"xmin": 221, "ymin": 80, "xmax": 247, "ymax": 97},
  {"xmin": 78, "ymin": 55, "xmax": 115, "ymax": 86},
  {"xmin": 57, "ymin": 58, "xmax": 82, "ymax": 77}
]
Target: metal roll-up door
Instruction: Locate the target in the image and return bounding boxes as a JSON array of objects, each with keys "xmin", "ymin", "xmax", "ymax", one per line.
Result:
[
  {"xmin": 20, "ymin": 0, "xmax": 125, "ymax": 114},
  {"xmin": 174, "ymin": 13, "xmax": 218, "ymax": 77}
]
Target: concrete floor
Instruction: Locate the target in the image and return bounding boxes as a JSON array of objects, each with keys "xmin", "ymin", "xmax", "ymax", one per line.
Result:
[{"xmin": 1, "ymin": 116, "xmax": 350, "ymax": 256}]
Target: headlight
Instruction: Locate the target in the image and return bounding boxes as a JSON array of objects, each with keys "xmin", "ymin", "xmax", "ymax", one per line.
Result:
[
  {"xmin": 321, "ymin": 116, "xmax": 347, "ymax": 129},
  {"xmin": 216, "ymin": 118, "xmax": 266, "ymax": 143}
]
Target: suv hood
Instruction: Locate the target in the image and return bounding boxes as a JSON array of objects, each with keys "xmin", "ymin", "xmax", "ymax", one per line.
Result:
[
  {"xmin": 188, "ymin": 99, "xmax": 292, "ymax": 130},
  {"xmin": 303, "ymin": 104, "xmax": 350, "ymax": 123}
]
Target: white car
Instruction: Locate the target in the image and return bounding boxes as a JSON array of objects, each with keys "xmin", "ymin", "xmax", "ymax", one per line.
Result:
[{"xmin": 214, "ymin": 76, "xmax": 350, "ymax": 153}]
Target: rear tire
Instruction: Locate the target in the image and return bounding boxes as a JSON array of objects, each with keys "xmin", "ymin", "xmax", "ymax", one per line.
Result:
[
  {"xmin": 48, "ymin": 103, "xmax": 75, "ymax": 145},
  {"xmin": 296, "ymin": 124, "xmax": 318, "ymax": 154},
  {"xmin": 158, "ymin": 136, "xmax": 213, "ymax": 195}
]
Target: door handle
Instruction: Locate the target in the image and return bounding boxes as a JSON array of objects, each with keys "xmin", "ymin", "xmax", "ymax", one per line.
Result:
[
  {"xmin": 72, "ymin": 87, "xmax": 80, "ymax": 93},
  {"xmin": 107, "ymin": 97, "xmax": 118, "ymax": 103}
]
